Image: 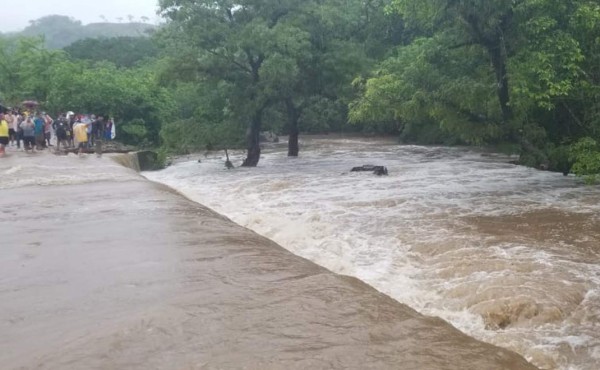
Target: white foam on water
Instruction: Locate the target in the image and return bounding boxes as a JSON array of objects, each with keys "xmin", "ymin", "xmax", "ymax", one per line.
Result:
[
  {"xmin": 3, "ymin": 165, "xmax": 22, "ymax": 175},
  {"xmin": 145, "ymin": 138, "xmax": 600, "ymax": 370}
]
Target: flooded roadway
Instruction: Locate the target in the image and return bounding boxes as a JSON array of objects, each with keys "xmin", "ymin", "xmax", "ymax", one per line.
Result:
[{"xmin": 0, "ymin": 152, "xmax": 536, "ymax": 369}]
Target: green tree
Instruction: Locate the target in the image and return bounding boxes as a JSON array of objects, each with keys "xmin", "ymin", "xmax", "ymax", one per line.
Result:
[
  {"xmin": 47, "ymin": 60, "xmax": 174, "ymax": 146},
  {"xmin": 274, "ymin": 0, "xmax": 389, "ymax": 156},
  {"xmin": 0, "ymin": 36, "xmax": 66, "ymax": 104},
  {"xmin": 158, "ymin": 0, "xmax": 398, "ymax": 161},
  {"xmin": 350, "ymin": 36, "xmax": 498, "ymax": 144},
  {"xmin": 160, "ymin": 80, "xmax": 246, "ymax": 153},
  {"xmin": 159, "ymin": 0, "xmax": 315, "ymax": 166},
  {"xmin": 64, "ymin": 37, "xmax": 159, "ymax": 68},
  {"xmin": 389, "ymin": 0, "xmax": 521, "ymax": 127}
]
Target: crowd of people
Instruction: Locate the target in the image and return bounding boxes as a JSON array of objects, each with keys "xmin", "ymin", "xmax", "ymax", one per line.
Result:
[{"xmin": 0, "ymin": 109, "xmax": 115, "ymax": 156}]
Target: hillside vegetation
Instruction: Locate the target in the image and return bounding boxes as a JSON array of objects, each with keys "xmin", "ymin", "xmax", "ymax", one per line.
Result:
[{"xmin": 4, "ymin": 15, "xmax": 155, "ymax": 49}]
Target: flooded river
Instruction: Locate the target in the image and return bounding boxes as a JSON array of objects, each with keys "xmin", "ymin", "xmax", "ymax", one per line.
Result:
[
  {"xmin": 145, "ymin": 137, "xmax": 600, "ymax": 370},
  {"xmin": 1, "ymin": 151, "xmax": 538, "ymax": 369}
]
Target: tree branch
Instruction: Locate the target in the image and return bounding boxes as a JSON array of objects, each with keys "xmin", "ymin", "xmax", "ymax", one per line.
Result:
[{"xmin": 206, "ymin": 49, "xmax": 252, "ymax": 74}]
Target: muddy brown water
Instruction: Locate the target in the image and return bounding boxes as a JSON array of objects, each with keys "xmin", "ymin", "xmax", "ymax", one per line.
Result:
[
  {"xmin": 146, "ymin": 137, "xmax": 600, "ymax": 370},
  {"xmin": 0, "ymin": 151, "xmax": 536, "ymax": 369}
]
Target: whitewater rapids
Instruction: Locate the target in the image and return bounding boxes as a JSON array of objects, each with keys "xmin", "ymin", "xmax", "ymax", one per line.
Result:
[{"xmin": 145, "ymin": 137, "xmax": 600, "ymax": 370}]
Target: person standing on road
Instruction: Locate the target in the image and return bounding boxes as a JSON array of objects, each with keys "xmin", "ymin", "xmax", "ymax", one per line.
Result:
[
  {"xmin": 66, "ymin": 112, "xmax": 75, "ymax": 148},
  {"xmin": 15, "ymin": 110, "xmax": 23, "ymax": 149},
  {"xmin": 0, "ymin": 114, "xmax": 9, "ymax": 156},
  {"xmin": 105, "ymin": 117, "xmax": 115, "ymax": 141},
  {"xmin": 43, "ymin": 112, "xmax": 54, "ymax": 147},
  {"xmin": 33, "ymin": 113, "xmax": 45, "ymax": 150},
  {"xmin": 20, "ymin": 116, "xmax": 36, "ymax": 153},
  {"xmin": 73, "ymin": 120, "xmax": 90, "ymax": 156},
  {"xmin": 87, "ymin": 115, "xmax": 94, "ymax": 147},
  {"xmin": 5, "ymin": 111, "xmax": 17, "ymax": 147},
  {"xmin": 93, "ymin": 115, "xmax": 105, "ymax": 157},
  {"xmin": 55, "ymin": 113, "xmax": 69, "ymax": 151}
]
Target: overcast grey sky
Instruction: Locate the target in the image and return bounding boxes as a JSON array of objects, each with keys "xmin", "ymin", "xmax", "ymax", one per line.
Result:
[{"xmin": 0, "ymin": 0, "xmax": 161, "ymax": 32}]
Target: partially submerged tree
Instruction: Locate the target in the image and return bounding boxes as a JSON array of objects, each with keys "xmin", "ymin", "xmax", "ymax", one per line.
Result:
[
  {"xmin": 159, "ymin": 0, "xmax": 308, "ymax": 166},
  {"xmin": 158, "ymin": 0, "xmax": 392, "ymax": 163}
]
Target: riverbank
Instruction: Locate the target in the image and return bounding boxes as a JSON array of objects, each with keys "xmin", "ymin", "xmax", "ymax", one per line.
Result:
[{"xmin": 0, "ymin": 151, "xmax": 537, "ymax": 369}]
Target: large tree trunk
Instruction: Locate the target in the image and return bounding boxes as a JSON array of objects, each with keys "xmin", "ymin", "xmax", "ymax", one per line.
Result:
[
  {"xmin": 242, "ymin": 111, "xmax": 262, "ymax": 167},
  {"xmin": 460, "ymin": 7, "xmax": 513, "ymax": 125},
  {"xmin": 288, "ymin": 129, "xmax": 299, "ymax": 157},
  {"xmin": 242, "ymin": 53, "xmax": 266, "ymax": 167},
  {"xmin": 286, "ymin": 98, "xmax": 300, "ymax": 157},
  {"xmin": 488, "ymin": 42, "xmax": 512, "ymax": 124}
]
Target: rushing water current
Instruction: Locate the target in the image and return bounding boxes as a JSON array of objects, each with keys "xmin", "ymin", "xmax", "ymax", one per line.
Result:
[{"xmin": 145, "ymin": 137, "xmax": 600, "ymax": 370}]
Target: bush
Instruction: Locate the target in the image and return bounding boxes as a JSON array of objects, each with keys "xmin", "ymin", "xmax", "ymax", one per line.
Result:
[
  {"xmin": 570, "ymin": 137, "xmax": 600, "ymax": 184},
  {"xmin": 160, "ymin": 118, "xmax": 245, "ymax": 155},
  {"xmin": 119, "ymin": 119, "xmax": 150, "ymax": 147}
]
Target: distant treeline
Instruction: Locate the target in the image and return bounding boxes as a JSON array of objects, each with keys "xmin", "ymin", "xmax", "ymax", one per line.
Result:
[{"xmin": 2, "ymin": 15, "xmax": 155, "ymax": 49}]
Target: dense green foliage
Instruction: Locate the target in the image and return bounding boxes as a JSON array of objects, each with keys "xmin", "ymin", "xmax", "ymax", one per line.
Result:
[
  {"xmin": 352, "ymin": 0, "xmax": 600, "ymax": 176},
  {"xmin": 1, "ymin": 3, "xmax": 599, "ymax": 177},
  {"xmin": 65, "ymin": 37, "xmax": 159, "ymax": 68},
  {"xmin": 570, "ymin": 138, "xmax": 600, "ymax": 183}
]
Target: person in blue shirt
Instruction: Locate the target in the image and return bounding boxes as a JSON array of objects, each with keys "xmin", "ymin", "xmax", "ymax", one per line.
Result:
[{"xmin": 34, "ymin": 113, "xmax": 45, "ymax": 150}]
